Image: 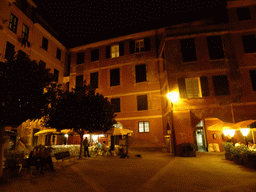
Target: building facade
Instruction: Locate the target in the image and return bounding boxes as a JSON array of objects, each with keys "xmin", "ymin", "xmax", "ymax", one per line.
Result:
[
  {"xmin": 160, "ymin": 0, "xmax": 256, "ymax": 155},
  {"xmin": 0, "ymin": 0, "xmax": 68, "ymax": 148}
]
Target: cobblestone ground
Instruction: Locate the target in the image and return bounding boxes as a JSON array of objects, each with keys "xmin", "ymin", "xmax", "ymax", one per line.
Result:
[{"xmin": 0, "ymin": 151, "xmax": 256, "ymax": 192}]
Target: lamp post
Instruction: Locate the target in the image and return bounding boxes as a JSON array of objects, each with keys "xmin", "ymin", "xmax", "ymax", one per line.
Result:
[
  {"xmin": 64, "ymin": 134, "xmax": 69, "ymax": 145},
  {"xmin": 240, "ymin": 128, "xmax": 250, "ymax": 146}
]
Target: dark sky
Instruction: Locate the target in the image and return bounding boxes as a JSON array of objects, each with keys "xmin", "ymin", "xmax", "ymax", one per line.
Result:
[{"xmin": 33, "ymin": 0, "xmax": 227, "ymax": 48}]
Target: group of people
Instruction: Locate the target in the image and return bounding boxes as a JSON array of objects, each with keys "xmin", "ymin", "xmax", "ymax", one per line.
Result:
[
  {"xmin": 83, "ymin": 137, "xmax": 110, "ymax": 157},
  {"xmin": 25, "ymin": 145, "xmax": 55, "ymax": 173}
]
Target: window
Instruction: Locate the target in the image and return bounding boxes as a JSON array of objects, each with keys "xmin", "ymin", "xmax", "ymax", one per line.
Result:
[
  {"xmin": 139, "ymin": 122, "xmax": 149, "ymax": 133},
  {"xmin": 77, "ymin": 52, "xmax": 84, "ymax": 64},
  {"xmin": 42, "ymin": 37, "xmax": 48, "ymax": 51},
  {"xmin": 237, "ymin": 7, "xmax": 251, "ymax": 21},
  {"xmin": 135, "ymin": 39, "xmax": 144, "ymax": 52},
  {"xmin": 91, "ymin": 49, "xmax": 99, "ymax": 61},
  {"xmin": 9, "ymin": 13, "xmax": 18, "ymax": 33},
  {"xmin": 54, "ymin": 69, "xmax": 59, "ymax": 82},
  {"xmin": 137, "ymin": 95, "xmax": 148, "ymax": 111},
  {"xmin": 90, "ymin": 72, "xmax": 98, "ymax": 88},
  {"xmin": 249, "ymin": 70, "xmax": 256, "ymax": 91},
  {"xmin": 135, "ymin": 64, "xmax": 147, "ymax": 83},
  {"xmin": 111, "ymin": 98, "xmax": 121, "ymax": 113},
  {"xmin": 21, "ymin": 24, "xmax": 29, "ymax": 42},
  {"xmin": 180, "ymin": 38, "xmax": 197, "ymax": 62},
  {"xmin": 110, "ymin": 68, "xmax": 120, "ymax": 86},
  {"xmin": 76, "ymin": 75, "xmax": 84, "ymax": 88},
  {"xmin": 242, "ymin": 35, "xmax": 256, "ymax": 53},
  {"xmin": 111, "ymin": 45, "xmax": 119, "ymax": 58},
  {"xmin": 178, "ymin": 76, "xmax": 210, "ymax": 99},
  {"xmin": 212, "ymin": 75, "xmax": 230, "ymax": 96},
  {"xmin": 56, "ymin": 48, "xmax": 61, "ymax": 60},
  {"xmin": 207, "ymin": 36, "xmax": 225, "ymax": 60},
  {"xmin": 129, "ymin": 38, "xmax": 150, "ymax": 54},
  {"xmin": 5, "ymin": 41, "xmax": 15, "ymax": 59},
  {"xmin": 39, "ymin": 60, "xmax": 46, "ymax": 69}
]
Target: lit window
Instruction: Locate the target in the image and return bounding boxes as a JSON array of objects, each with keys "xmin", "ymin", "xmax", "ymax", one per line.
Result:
[
  {"xmin": 135, "ymin": 39, "xmax": 144, "ymax": 52},
  {"xmin": 22, "ymin": 24, "xmax": 29, "ymax": 41},
  {"xmin": 111, "ymin": 45, "xmax": 119, "ymax": 58},
  {"xmin": 139, "ymin": 122, "xmax": 149, "ymax": 133},
  {"xmin": 185, "ymin": 78, "xmax": 202, "ymax": 98},
  {"xmin": 9, "ymin": 13, "xmax": 18, "ymax": 33}
]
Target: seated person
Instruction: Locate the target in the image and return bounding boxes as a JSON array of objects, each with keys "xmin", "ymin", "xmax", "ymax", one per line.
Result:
[
  {"xmin": 248, "ymin": 141, "xmax": 256, "ymax": 150},
  {"xmin": 235, "ymin": 141, "xmax": 242, "ymax": 147},
  {"xmin": 25, "ymin": 146, "xmax": 40, "ymax": 170},
  {"xmin": 38, "ymin": 145, "xmax": 55, "ymax": 172}
]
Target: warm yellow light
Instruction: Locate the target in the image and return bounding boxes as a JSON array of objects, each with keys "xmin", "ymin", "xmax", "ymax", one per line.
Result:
[
  {"xmin": 64, "ymin": 134, "xmax": 68, "ymax": 138},
  {"xmin": 167, "ymin": 92, "xmax": 179, "ymax": 103},
  {"xmin": 228, "ymin": 129, "xmax": 235, "ymax": 137},
  {"xmin": 240, "ymin": 128, "xmax": 250, "ymax": 136},
  {"xmin": 83, "ymin": 134, "xmax": 90, "ymax": 139},
  {"xmin": 223, "ymin": 129, "xmax": 229, "ymax": 136}
]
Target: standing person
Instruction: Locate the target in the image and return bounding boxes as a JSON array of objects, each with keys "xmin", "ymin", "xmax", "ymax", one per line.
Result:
[{"xmin": 83, "ymin": 137, "xmax": 90, "ymax": 157}]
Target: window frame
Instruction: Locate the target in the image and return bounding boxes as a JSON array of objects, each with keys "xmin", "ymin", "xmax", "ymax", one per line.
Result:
[
  {"xmin": 77, "ymin": 52, "xmax": 85, "ymax": 64},
  {"xmin": 90, "ymin": 72, "xmax": 99, "ymax": 89},
  {"xmin": 9, "ymin": 13, "xmax": 18, "ymax": 33},
  {"xmin": 56, "ymin": 48, "xmax": 61, "ymax": 60},
  {"xmin": 21, "ymin": 24, "xmax": 29, "ymax": 41},
  {"xmin": 185, "ymin": 77, "xmax": 202, "ymax": 98},
  {"xmin": 206, "ymin": 36, "xmax": 225, "ymax": 60},
  {"xmin": 111, "ymin": 45, "xmax": 119, "ymax": 58},
  {"xmin": 138, "ymin": 121, "xmax": 150, "ymax": 133},
  {"xmin": 135, "ymin": 39, "xmax": 145, "ymax": 53},
  {"xmin": 42, "ymin": 37, "xmax": 48, "ymax": 51},
  {"xmin": 180, "ymin": 38, "xmax": 197, "ymax": 62}
]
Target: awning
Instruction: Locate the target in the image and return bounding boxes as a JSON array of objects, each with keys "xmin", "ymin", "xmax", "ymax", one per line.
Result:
[
  {"xmin": 34, "ymin": 128, "xmax": 57, "ymax": 136},
  {"xmin": 105, "ymin": 128, "xmax": 133, "ymax": 135},
  {"xmin": 207, "ymin": 122, "xmax": 239, "ymax": 131},
  {"xmin": 235, "ymin": 120, "xmax": 256, "ymax": 128}
]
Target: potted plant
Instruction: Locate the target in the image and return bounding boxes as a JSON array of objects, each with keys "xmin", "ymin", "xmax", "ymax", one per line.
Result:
[
  {"xmin": 230, "ymin": 144, "xmax": 248, "ymax": 165},
  {"xmin": 181, "ymin": 142, "xmax": 196, "ymax": 157},
  {"xmin": 221, "ymin": 142, "xmax": 233, "ymax": 161}
]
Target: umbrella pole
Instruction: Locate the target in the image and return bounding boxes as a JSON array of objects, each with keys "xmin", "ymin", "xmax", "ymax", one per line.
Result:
[{"xmin": 252, "ymin": 129, "xmax": 255, "ymax": 144}]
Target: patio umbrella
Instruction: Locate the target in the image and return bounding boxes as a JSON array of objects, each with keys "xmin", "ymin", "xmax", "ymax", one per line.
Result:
[
  {"xmin": 207, "ymin": 122, "xmax": 239, "ymax": 131},
  {"xmin": 105, "ymin": 128, "xmax": 133, "ymax": 135},
  {"xmin": 34, "ymin": 128, "xmax": 57, "ymax": 136},
  {"xmin": 235, "ymin": 120, "xmax": 256, "ymax": 128}
]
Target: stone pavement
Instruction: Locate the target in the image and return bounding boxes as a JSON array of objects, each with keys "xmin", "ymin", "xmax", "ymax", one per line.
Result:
[{"xmin": 0, "ymin": 150, "xmax": 256, "ymax": 192}]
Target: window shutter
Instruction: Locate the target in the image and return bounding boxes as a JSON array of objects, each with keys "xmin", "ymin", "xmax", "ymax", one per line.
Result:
[
  {"xmin": 144, "ymin": 38, "xmax": 151, "ymax": 51},
  {"xmin": 178, "ymin": 78, "xmax": 187, "ymax": 98},
  {"xmin": 129, "ymin": 40, "xmax": 135, "ymax": 54},
  {"xmin": 106, "ymin": 46, "xmax": 110, "ymax": 58},
  {"xmin": 119, "ymin": 42, "xmax": 124, "ymax": 56},
  {"xmin": 200, "ymin": 76, "xmax": 210, "ymax": 97}
]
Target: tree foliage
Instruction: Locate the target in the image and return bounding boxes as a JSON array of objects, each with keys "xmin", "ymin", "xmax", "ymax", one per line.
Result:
[
  {"xmin": 0, "ymin": 50, "xmax": 56, "ymax": 127},
  {"xmin": 44, "ymin": 85, "xmax": 116, "ymax": 158}
]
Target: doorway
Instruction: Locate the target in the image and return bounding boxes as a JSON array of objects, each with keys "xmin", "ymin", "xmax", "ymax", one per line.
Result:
[{"xmin": 196, "ymin": 129, "xmax": 206, "ymax": 151}]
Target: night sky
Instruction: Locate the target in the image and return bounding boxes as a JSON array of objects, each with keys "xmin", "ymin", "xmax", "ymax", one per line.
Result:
[{"xmin": 33, "ymin": 0, "xmax": 227, "ymax": 48}]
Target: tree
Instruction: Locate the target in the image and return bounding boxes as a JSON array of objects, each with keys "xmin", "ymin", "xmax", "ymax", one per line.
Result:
[
  {"xmin": 44, "ymin": 85, "xmax": 116, "ymax": 158},
  {"xmin": 0, "ymin": 50, "xmax": 56, "ymax": 177}
]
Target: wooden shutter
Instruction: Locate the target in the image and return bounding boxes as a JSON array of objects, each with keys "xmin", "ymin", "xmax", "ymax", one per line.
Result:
[
  {"xmin": 106, "ymin": 46, "xmax": 111, "ymax": 58},
  {"xmin": 144, "ymin": 38, "xmax": 151, "ymax": 51},
  {"xmin": 129, "ymin": 40, "xmax": 135, "ymax": 54},
  {"xmin": 200, "ymin": 76, "xmax": 210, "ymax": 97},
  {"xmin": 119, "ymin": 42, "xmax": 124, "ymax": 56},
  {"xmin": 178, "ymin": 78, "xmax": 187, "ymax": 98}
]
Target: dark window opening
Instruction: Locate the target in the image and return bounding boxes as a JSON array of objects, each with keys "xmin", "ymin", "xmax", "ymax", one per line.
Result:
[
  {"xmin": 249, "ymin": 70, "xmax": 256, "ymax": 91},
  {"xmin": 207, "ymin": 36, "xmax": 225, "ymax": 60},
  {"xmin": 39, "ymin": 60, "xmax": 46, "ymax": 69},
  {"xmin": 111, "ymin": 98, "xmax": 121, "ymax": 113},
  {"xmin": 9, "ymin": 13, "xmax": 18, "ymax": 33},
  {"xmin": 212, "ymin": 75, "xmax": 230, "ymax": 96},
  {"xmin": 77, "ymin": 52, "xmax": 84, "ymax": 64},
  {"xmin": 237, "ymin": 7, "xmax": 251, "ymax": 21},
  {"xmin": 76, "ymin": 75, "xmax": 84, "ymax": 88},
  {"xmin": 91, "ymin": 49, "xmax": 99, "ymax": 61},
  {"xmin": 42, "ymin": 37, "xmax": 48, "ymax": 51},
  {"xmin": 242, "ymin": 35, "xmax": 256, "ymax": 53},
  {"xmin": 54, "ymin": 69, "xmax": 59, "ymax": 82},
  {"xmin": 136, "ymin": 64, "xmax": 147, "ymax": 83},
  {"xmin": 56, "ymin": 48, "xmax": 61, "ymax": 60},
  {"xmin": 137, "ymin": 95, "xmax": 148, "ymax": 111},
  {"xmin": 180, "ymin": 38, "xmax": 197, "ymax": 62},
  {"xmin": 90, "ymin": 72, "xmax": 98, "ymax": 89},
  {"xmin": 5, "ymin": 41, "xmax": 15, "ymax": 59},
  {"xmin": 110, "ymin": 68, "xmax": 120, "ymax": 86}
]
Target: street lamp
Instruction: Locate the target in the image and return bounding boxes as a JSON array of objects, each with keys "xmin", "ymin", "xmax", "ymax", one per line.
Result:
[
  {"xmin": 240, "ymin": 128, "xmax": 250, "ymax": 146},
  {"xmin": 64, "ymin": 134, "xmax": 69, "ymax": 145},
  {"xmin": 167, "ymin": 91, "xmax": 179, "ymax": 104}
]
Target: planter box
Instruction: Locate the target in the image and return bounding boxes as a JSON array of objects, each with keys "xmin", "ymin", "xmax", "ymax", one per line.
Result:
[
  {"xmin": 181, "ymin": 150, "xmax": 196, "ymax": 157},
  {"xmin": 243, "ymin": 156, "xmax": 256, "ymax": 169},
  {"xmin": 233, "ymin": 156, "xmax": 243, "ymax": 165}
]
